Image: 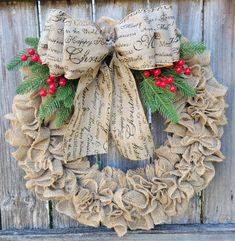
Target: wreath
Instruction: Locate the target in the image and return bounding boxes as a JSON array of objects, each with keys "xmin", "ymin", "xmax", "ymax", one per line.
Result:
[{"xmin": 5, "ymin": 6, "xmax": 227, "ymax": 236}]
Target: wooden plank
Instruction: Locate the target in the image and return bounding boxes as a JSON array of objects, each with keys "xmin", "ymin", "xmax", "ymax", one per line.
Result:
[
  {"xmin": 0, "ymin": 1, "xmax": 49, "ymax": 230},
  {"xmin": 203, "ymin": 0, "xmax": 235, "ymax": 224},
  {"xmin": 39, "ymin": 0, "xmax": 92, "ymax": 228},
  {"xmin": 149, "ymin": 0, "xmax": 204, "ymax": 224},
  {"xmin": 0, "ymin": 224, "xmax": 235, "ymax": 241}
]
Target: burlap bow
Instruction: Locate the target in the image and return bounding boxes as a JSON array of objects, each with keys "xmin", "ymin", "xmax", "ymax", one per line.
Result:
[{"xmin": 38, "ymin": 6, "xmax": 180, "ymax": 161}]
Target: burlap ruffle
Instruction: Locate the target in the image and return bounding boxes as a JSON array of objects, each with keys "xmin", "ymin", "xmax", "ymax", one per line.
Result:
[{"xmin": 5, "ymin": 51, "xmax": 227, "ymax": 236}]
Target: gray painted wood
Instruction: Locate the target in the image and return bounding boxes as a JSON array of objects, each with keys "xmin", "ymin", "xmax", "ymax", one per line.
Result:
[
  {"xmin": 203, "ymin": 0, "xmax": 235, "ymax": 224},
  {"xmin": 0, "ymin": 224, "xmax": 235, "ymax": 241},
  {"xmin": 0, "ymin": 1, "xmax": 49, "ymax": 230}
]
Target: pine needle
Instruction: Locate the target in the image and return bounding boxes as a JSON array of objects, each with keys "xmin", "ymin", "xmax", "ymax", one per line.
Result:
[
  {"xmin": 16, "ymin": 75, "xmax": 46, "ymax": 94},
  {"xmin": 161, "ymin": 69, "xmax": 196, "ymax": 97},
  {"xmin": 7, "ymin": 49, "xmax": 30, "ymax": 71},
  {"xmin": 24, "ymin": 37, "xmax": 39, "ymax": 49},
  {"xmin": 140, "ymin": 78, "xmax": 179, "ymax": 123},
  {"xmin": 180, "ymin": 41, "xmax": 206, "ymax": 59},
  {"xmin": 55, "ymin": 107, "xmax": 72, "ymax": 128},
  {"xmin": 39, "ymin": 96, "xmax": 62, "ymax": 119}
]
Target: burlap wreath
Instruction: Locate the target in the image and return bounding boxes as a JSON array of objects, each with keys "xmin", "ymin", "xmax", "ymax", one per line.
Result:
[
  {"xmin": 5, "ymin": 50, "xmax": 227, "ymax": 236},
  {"xmin": 5, "ymin": 6, "xmax": 227, "ymax": 237}
]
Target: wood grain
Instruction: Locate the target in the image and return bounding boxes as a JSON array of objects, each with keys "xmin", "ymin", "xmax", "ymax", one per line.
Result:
[
  {"xmin": 0, "ymin": 224, "xmax": 235, "ymax": 241},
  {"xmin": 203, "ymin": 0, "xmax": 235, "ymax": 224},
  {"xmin": 0, "ymin": 1, "xmax": 49, "ymax": 230}
]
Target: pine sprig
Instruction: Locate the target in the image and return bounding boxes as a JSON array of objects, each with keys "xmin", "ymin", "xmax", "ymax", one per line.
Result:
[
  {"xmin": 140, "ymin": 78, "xmax": 179, "ymax": 123},
  {"xmin": 39, "ymin": 81, "xmax": 77, "ymax": 127},
  {"xmin": 180, "ymin": 41, "xmax": 206, "ymax": 59},
  {"xmin": 25, "ymin": 37, "xmax": 39, "ymax": 49},
  {"xmin": 55, "ymin": 106, "xmax": 73, "ymax": 128},
  {"xmin": 16, "ymin": 75, "xmax": 46, "ymax": 94},
  {"xmin": 30, "ymin": 63, "xmax": 49, "ymax": 77},
  {"xmin": 161, "ymin": 69, "xmax": 195, "ymax": 97},
  {"xmin": 7, "ymin": 49, "xmax": 31, "ymax": 71},
  {"xmin": 39, "ymin": 96, "xmax": 62, "ymax": 119},
  {"xmin": 7, "ymin": 37, "xmax": 40, "ymax": 72}
]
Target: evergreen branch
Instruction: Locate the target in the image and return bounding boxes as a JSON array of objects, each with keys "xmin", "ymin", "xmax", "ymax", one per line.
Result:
[
  {"xmin": 16, "ymin": 75, "xmax": 46, "ymax": 94},
  {"xmin": 161, "ymin": 69, "xmax": 195, "ymax": 97},
  {"xmin": 30, "ymin": 63, "xmax": 49, "ymax": 77},
  {"xmin": 140, "ymin": 78, "xmax": 179, "ymax": 123},
  {"xmin": 25, "ymin": 37, "xmax": 39, "ymax": 49},
  {"xmin": 7, "ymin": 49, "xmax": 31, "ymax": 71},
  {"xmin": 173, "ymin": 77, "xmax": 196, "ymax": 97},
  {"xmin": 39, "ymin": 96, "xmax": 62, "ymax": 119},
  {"xmin": 180, "ymin": 41, "xmax": 206, "ymax": 59},
  {"xmin": 55, "ymin": 83, "xmax": 73, "ymax": 101},
  {"xmin": 55, "ymin": 107, "xmax": 72, "ymax": 128}
]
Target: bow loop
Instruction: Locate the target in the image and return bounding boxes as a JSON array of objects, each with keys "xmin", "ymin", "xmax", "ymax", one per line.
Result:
[
  {"xmin": 38, "ymin": 9, "xmax": 109, "ymax": 79},
  {"xmin": 114, "ymin": 5, "xmax": 180, "ymax": 69}
]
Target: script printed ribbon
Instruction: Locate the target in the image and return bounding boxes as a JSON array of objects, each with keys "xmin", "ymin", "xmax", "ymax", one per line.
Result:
[{"xmin": 38, "ymin": 6, "xmax": 180, "ymax": 161}]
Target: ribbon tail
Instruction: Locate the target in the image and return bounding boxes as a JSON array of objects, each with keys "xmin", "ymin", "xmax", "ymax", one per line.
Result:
[
  {"xmin": 110, "ymin": 55, "xmax": 154, "ymax": 160},
  {"xmin": 63, "ymin": 63, "xmax": 112, "ymax": 161}
]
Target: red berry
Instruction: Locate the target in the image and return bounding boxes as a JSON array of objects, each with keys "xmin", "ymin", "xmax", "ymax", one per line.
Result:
[
  {"xmin": 161, "ymin": 77, "xmax": 168, "ymax": 83},
  {"xmin": 184, "ymin": 67, "xmax": 191, "ymax": 75},
  {"xmin": 39, "ymin": 89, "xmax": 47, "ymax": 97},
  {"xmin": 50, "ymin": 75, "xmax": 56, "ymax": 81},
  {"xmin": 49, "ymin": 83, "xmax": 56, "ymax": 91},
  {"xmin": 155, "ymin": 80, "xmax": 161, "ymax": 87},
  {"xmin": 175, "ymin": 66, "xmax": 183, "ymax": 74},
  {"xmin": 27, "ymin": 48, "xmax": 35, "ymax": 55},
  {"xmin": 38, "ymin": 58, "xmax": 42, "ymax": 64},
  {"xmin": 143, "ymin": 70, "xmax": 150, "ymax": 77},
  {"xmin": 20, "ymin": 54, "xmax": 28, "ymax": 61},
  {"xmin": 31, "ymin": 54, "xmax": 39, "ymax": 62},
  {"xmin": 176, "ymin": 59, "xmax": 185, "ymax": 66},
  {"xmin": 160, "ymin": 81, "xmax": 167, "ymax": 88},
  {"xmin": 167, "ymin": 77, "xmax": 174, "ymax": 84},
  {"xmin": 153, "ymin": 68, "xmax": 161, "ymax": 77},
  {"xmin": 49, "ymin": 89, "xmax": 55, "ymax": 95},
  {"xmin": 169, "ymin": 85, "xmax": 177, "ymax": 93},
  {"xmin": 59, "ymin": 77, "xmax": 66, "ymax": 86},
  {"xmin": 46, "ymin": 77, "xmax": 54, "ymax": 85}
]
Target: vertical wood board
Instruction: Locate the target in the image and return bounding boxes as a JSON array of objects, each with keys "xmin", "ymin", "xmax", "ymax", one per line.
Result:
[{"xmin": 0, "ymin": 1, "xmax": 49, "ymax": 230}]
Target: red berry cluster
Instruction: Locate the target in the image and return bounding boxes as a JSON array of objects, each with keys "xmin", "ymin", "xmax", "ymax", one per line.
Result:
[
  {"xmin": 39, "ymin": 75, "xmax": 67, "ymax": 97},
  {"xmin": 143, "ymin": 58, "xmax": 191, "ymax": 93},
  {"xmin": 20, "ymin": 48, "xmax": 42, "ymax": 64}
]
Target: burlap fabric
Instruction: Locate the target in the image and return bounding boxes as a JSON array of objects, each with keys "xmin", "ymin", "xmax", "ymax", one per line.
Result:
[{"xmin": 5, "ymin": 6, "xmax": 227, "ymax": 237}]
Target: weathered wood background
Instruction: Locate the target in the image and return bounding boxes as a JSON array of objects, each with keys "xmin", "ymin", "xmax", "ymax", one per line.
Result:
[{"xmin": 0, "ymin": 0, "xmax": 234, "ymax": 240}]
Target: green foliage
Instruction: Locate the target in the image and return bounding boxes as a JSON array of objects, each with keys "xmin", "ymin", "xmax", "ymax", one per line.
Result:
[
  {"xmin": 161, "ymin": 68, "xmax": 195, "ymax": 97},
  {"xmin": 140, "ymin": 77, "xmax": 179, "ymax": 123},
  {"xmin": 180, "ymin": 41, "xmax": 206, "ymax": 59},
  {"xmin": 39, "ymin": 81, "xmax": 77, "ymax": 128},
  {"xmin": 15, "ymin": 64, "xmax": 49, "ymax": 95},
  {"xmin": 7, "ymin": 49, "xmax": 30, "ymax": 71},
  {"xmin": 24, "ymin": 37, "xmax": 39, "ymax": 49},
  {"xmin": 30, "ymin": 63, "xmax": 49, "ymax": 77},
  {"xmin": 7, "ymin": 37, "xmax": 40, "ymax": 72},
  {"xmin": 16, "ymin": 75, "xmax": 46, "ymax": 94},
  {"xmin": 7, "ymin": 36, "xmax": 76, "ymax": 128}
]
